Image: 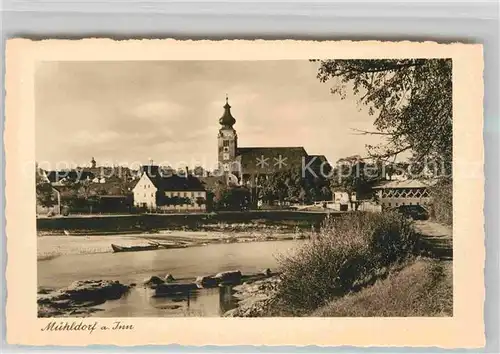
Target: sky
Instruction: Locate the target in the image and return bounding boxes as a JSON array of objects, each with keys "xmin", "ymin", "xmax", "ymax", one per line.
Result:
[{"xmin": 35, "ymin": 60, "xmax": 384, "ymax": 171}]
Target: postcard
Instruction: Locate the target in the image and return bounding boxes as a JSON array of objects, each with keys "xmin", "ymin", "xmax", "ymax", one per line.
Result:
[{"xmin": 5, "ymin": 39, "xmax": 484, "ymax": 347}]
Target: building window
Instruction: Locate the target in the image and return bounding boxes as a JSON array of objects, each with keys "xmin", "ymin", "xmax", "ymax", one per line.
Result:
[
  {"xmin": 388, "ymin": 203, "xmax": 391, "ymax": 207},
  {"xmin": 144, "ymin": 194, "xmax": 146, "ymax": 197},
  {"xmin": 416, "ymin": 202, "xmax": 420, "ymax": 205},
  {"xmin": 223, "ymin": 140, "xmax": 230, "ymax": 147},
  {"xmin": 395, "ymin": 203, "xmax": 399, "ymax": 206},
  {"xmin": 151, "ymin": 193, "xmax": 154, "ymax": 197},
  {"xmin": 183, "ymin": 192, "xmax": 187, "ymax": 197}
]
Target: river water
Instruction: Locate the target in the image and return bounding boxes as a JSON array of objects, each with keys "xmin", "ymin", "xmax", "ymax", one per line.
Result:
[{"xmin": 38, "ymin": 239, "xmax": 302, "ymax": 317}]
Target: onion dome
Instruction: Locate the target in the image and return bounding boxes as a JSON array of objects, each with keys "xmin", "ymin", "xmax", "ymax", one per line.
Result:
[{"xmin": 219, "ymin": 95, "xmax": 236, "ymax": 128}]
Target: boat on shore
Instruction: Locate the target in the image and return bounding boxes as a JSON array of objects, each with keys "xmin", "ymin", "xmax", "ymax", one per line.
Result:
[{"xmin": 111, "ymin": 243, "xmax": 160, "ymax": 253}]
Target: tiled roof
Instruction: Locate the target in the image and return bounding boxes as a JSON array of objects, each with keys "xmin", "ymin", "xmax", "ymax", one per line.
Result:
[
  {"xmin": 139, "ymin": 167, "xmax": 206, "ymax": 192},
  {"xmin": 372, "ymin": 179, "xmax": 438, "ymax": 189},
  {"xmin": 236, "ymin": 146, "xmax": 308, "ymax": 174},
  {"xmin": 159, "ymin": 174, "xmax": 206, "ymax": 192}
]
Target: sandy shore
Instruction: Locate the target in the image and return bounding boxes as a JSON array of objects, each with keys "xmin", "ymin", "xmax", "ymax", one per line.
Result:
[{"xmin": 37, "ymin": 230, "xmax": 307, "ymax": 261}]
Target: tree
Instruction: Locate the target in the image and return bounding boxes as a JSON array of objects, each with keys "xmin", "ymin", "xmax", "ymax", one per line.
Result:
[
  {"xmin": 256, "ymin": 168, "xmax": 331, "ymax": 206},
  {"xmin": 195, "ymin": 197, "xmax": 206, "ymax": 207},
  {"xmin": 216, "ymin": 187, "xmax": 251, "ymax": 211},
  {"xmin": 36, "ymin": 182, "xmax": 57, "ymax": 208},
  {"xmin": 35, "ymin": 163, "xmax": 57, "ymax": 209},
  {"xmin": 330, "ymin": 155, "xmax": 380, "ymax": 207},
  {"xmin": 313, "ymin": 59, "xmax": 452, "ymax": 175}
]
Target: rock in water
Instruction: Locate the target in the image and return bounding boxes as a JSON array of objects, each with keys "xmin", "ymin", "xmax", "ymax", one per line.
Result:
[
  {"xmin": 195, "ymin": 275, "xmax": 218, "ymax": 288},
  {"xmin": 164, "ymin": 274, "xmax": 175, "ymax": 283},
  {"xmin": 155, "ymin": 283, "xmax": 197, "ymax": 296},
  {"xmin": 65, "ymin": 280, "xmax": 129, "ymax": 301},
  {"xmin": 214, "ymin": 270, "xmax": 242, "ymax": 285},
  {"xmin": 38, "ymin": 280, "xmax": 130, "ymax": 317},
  {"xmin": 143, "ymin": 276, "xmax": 164, "ymax": 287}
]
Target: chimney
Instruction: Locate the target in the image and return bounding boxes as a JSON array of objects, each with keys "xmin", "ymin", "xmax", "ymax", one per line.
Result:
[{"xmin": 185, "ymin": 166, "xmax": 190, "ymax": 178}]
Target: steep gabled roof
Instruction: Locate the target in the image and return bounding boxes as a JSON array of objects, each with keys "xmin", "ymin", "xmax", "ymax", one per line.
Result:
[
  {"xmin": 139, "ymin": 167, "xmax": 206, "ymax": 192},
  {"xmin": 159, "ymin": 174, "xmax": 206, "ymax": 192}
]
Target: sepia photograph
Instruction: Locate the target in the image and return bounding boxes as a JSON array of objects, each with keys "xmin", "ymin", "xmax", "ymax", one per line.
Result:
[
  {"xmin": 35, "ymin": 58, "xmax": 454, "ymax": 319},
  {"xmin": 5, "ymin": 39, "xmax": 485, "ymax": 347}
]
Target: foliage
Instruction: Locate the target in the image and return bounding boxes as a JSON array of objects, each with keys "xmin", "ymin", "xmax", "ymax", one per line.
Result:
[
  {"xmin": 36, "ymin": 182, "xmax": 57, "ymax": 208},
  {"xmin": 258, "ymin": 168, "xmax": 331, "ymax": 205},
  {"xmin": 157, "ymin": 193, "xmax": 193, "ymax": 207},
  {"xmin": 195, "ymin": 197, "xmax": 206, "ymax": 207},
  {"xmin": 329, "ymin": 155, "xmax": 381, "ymax": 203},
  {"xmin": 428, "ymin": 180, "xmax": 453, "ymax": 225},
  {"xmin": 313, "ymin": 59, "xmax": 452, "ymax": 172},
  {"xmin": 272, "ymin": 212, "xmax": 419, "ymax": 315},
  {"xmin": 215, "ymin": 186, "xmax": 251, "ymax": 211}
]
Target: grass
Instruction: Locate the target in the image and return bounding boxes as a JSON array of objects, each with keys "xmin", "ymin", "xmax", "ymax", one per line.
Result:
[
  {"xmin": 312, "ymin": 258, "xmax": 453, "ymax": 317},
  {"xmin": 269, "ymin": 212, "xmax": 420, "ymax": 315}
]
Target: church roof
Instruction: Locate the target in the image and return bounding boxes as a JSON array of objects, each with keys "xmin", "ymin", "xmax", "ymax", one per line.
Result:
[
  {"xmin": 236, "ymin": 146, "xmax": 308, "ymax": 174},
  {"xmin": 219, "ymin": 97, "xmax": 236, "ymax": 128}
]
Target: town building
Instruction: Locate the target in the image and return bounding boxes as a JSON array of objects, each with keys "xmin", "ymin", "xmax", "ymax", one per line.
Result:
[
  {"xmin": 45, "ymin": 170, "xmax": 95, "ymax": 185},
  {"xmin": 132, "ymin": 165, "xmax": 207, "ymax": 212},
  {"xmin": 216, "ymin": 97, "xmax": 331, "ymax": 187},
  {"xmin": 331, "ymin": 191, "xmax": 357, "ymax": 211}
]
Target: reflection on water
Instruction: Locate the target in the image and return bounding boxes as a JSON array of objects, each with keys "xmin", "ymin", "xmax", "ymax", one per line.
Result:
[
  {"xmin": 39, "ymin": 239, "xmax": 301, "ymax": 317},
  {"xmin": 93, "ymin": 286, "xmax": 236, "ymax": 317}
]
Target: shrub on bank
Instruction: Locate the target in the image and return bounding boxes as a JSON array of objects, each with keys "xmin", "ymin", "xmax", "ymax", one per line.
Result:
[
  {"xmin": 272, "ymin": 212, "xmax": 420, "ymax": 315},
  {"xmin": 428, "ymin": 179, "xmax": 453, "ymax": 225}
]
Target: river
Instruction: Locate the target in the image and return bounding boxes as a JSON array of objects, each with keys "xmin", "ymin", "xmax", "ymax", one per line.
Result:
[{"xmin": 38, "ymin": 238, "xmax": 302, "ymax": 317}]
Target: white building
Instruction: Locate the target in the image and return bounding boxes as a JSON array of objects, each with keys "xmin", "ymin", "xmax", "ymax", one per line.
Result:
[
  {"xmin": 133, "ymin": 169, "xmax": 158, "ymax": 209},
  {"xmin": 132, "ymin": 165, "xmax": 207, "ymax": 212}
]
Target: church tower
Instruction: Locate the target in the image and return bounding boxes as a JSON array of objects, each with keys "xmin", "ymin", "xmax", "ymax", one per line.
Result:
[{"xmin": 217, "ymin": 96, "xmax": 238, "ymax": 174}]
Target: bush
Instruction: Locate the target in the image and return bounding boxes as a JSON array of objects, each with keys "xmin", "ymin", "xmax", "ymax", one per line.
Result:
[
  {"xmin": 272, "ymin": 212, "xmax": 420, "ymax": 315},
  {"xmin": 428, "ymin": 179, "xmax": 453, "ymax": 225}
]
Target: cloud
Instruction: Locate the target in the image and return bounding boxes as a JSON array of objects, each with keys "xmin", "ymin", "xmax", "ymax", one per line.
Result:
[
  {"xmin": 35, "ymin": 60, "xmax": 384, "ymax": 167},
  {"xmin": 131, "ymin": 100, "xmax": 185, "ymax": 121}
]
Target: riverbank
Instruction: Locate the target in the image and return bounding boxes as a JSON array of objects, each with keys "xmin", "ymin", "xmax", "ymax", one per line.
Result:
[
  {"xmin": 313, "ymin": 258, "xmax": 452, "ymax": 316},
  {"xmin": 223, "ymin": 219, "xmax": 453, "ymax": 317},
  {"xmin": 37, "ymin": 229, "xmax": 308, "ymax": 261},
  {"xmin": 37, "ymin": 210, "xmax": 337, "ymax": 234}
]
